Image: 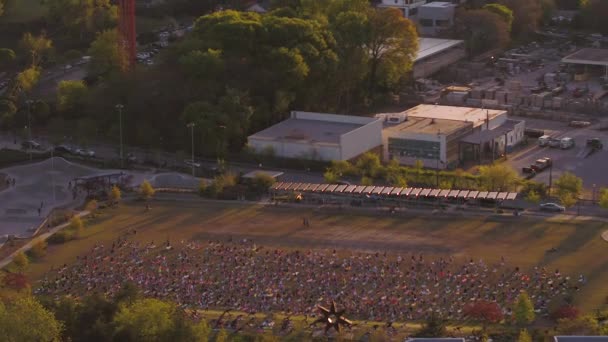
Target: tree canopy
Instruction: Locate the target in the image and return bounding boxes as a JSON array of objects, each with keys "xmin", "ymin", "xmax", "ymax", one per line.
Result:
[
  {"xmin": 88, "ymin": 29, "xmax": 129, "ymax": 76},
  {"xmin": 478, "ymin": 164, "xmax": 519, "ymax": 191},
  {"xmin": 514, "ymin": 292, "xmax": 535, "ymax": 325},
  {"xmin": 483, "ymin": 4, "xmax": 514, "ymax": 32},
  {"xmin": 57, "ymin": 80, "xmax": 88, "ymax": 117},
  {"xmin": 0, "ymin": 296, "xmax": 63, "ymax": 342},
  {"xmin": 455, "ymin": 9, "xmax": 511, "ymax": 55}
]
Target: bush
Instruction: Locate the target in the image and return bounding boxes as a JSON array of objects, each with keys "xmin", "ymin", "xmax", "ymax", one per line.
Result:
[
  {"xmin": 552, "ymin": 305, "xmax": 580, "ymax": 320},
  {"xmin": 251, "ymin": 173, "xmax": 275, "ymax": 193},
  {"xmin": 47, "ymin": 230, "xmax": 74, "ymax": 244},
  {"xmin": 139, "ymin": 180, "xmax": 156, "ymax": 200},
  {"xmin": 28, "ymin": 240, "xmax": 47, "ymax": 260},
  {"xmin": 69, "ymin": 216, "xmax": 84, "ymax": 237}
]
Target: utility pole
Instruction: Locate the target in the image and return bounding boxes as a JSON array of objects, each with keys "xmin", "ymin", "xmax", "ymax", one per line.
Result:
[
  {"xmin": 26, "ymin": 99, "xmax": 33, "ymax": 161},
  {"xmin": 115, "ymin": 104, "xmax": 124, "ymax": 168},
  {"xmin": 548, "ymin": 162, "xmax": 553, "ymax": 197},
  {"xmin": 436, "ymin": 129, "xmax": 441, "ymax": 187},
  {"xmin": 51, "ymin": 148, "xmax": 56, "ymax": 203},
  {"xmin": 187, "ymin": 122, "xmax": 196, "ymax": 176}
]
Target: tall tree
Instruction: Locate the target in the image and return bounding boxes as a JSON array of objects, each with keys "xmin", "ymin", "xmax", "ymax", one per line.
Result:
[
  {"xmin": 365, "ymin": 7, "xmax": 418, "ymax": 100},
  {"xmin": 499, "ymin": 0, "xmax": 554, "ymax": 37},
  {"xmin": 554, "ymin": 172, "xmax": 583, "ymax": 201},
  {"xmin": 57, "ymin": 80, "xmax": 88, "ymax": 118},
  {"xmin": 455, "ymin": 9, "xmax": 510, "ymax": 55},
  {"xmin": 514, "ymin": 292, "xmax": 535, "ymax": 326},
  {"xmin": 0, "ymin": 296, "xmax": 63, "ymax": 342},
  {"xmin": 113, "ymin": 298, "xmax": 177, "ymax": 341},
  {"xmin": 19, "ymin": 32, "xmax": 52, "ymax": 67},
  {"xmin": 580, "ymin": 0, "xmax": 608, "ymax": 35},
  {"xmin": 15, "ymin": 67, "xmax": 41, "ymax": 93},
  {"xmin": 483, "ymin": 4, "xmax": 514, "ymax": 32},
  {"xmin": 48, "ymin": 0, "xmax": 118, "ymax": 40},
  {"xmin": 88, "ymin": 29, "xmax": 129, "ymax": 76}
]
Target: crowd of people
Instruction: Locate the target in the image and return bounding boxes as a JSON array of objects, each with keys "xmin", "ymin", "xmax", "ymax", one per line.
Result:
[{"xmin": 37, "ymin": 235, "xmax": 583, "ymax": 322}]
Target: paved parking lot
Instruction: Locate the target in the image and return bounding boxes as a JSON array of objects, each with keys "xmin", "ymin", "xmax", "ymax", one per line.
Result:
[{"xmin": 507, "ymin": 116, "xmax": 608, "ymax": 191}]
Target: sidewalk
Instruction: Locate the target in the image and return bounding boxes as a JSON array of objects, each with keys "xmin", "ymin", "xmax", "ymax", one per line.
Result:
[{"xmin": 0, "ymin": 210, "xmax": 89, "ymax": 269}]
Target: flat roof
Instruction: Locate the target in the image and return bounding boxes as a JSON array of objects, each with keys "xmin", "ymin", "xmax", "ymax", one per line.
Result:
[
  {"xmin": 461, "ymin": 119, "xmax": 521, "ymax": 145},
  {"xmin": 416, "ymin": 38, "xmax": 464, "ymax": 62},
  {"xmin": 242, "ymin": 170, "xmax": 284, "ymax": 179},
  {"xmin": 383, "ymin": 116, "xmax": 471, "ymax": 136},
  {"xmin": 405, "ymin": 105, "xmax": 505, "ymax": 126},
  {"xmin": 249, "ymin": 118, "xmax": 363, "ymax": 145},
  {"xmin": 562, "ymin": 48, "xmax": 608, "ymax": 67},
  {"xmin": 420, "ymin": 1, "xmax": 455, "ymax": 8}
]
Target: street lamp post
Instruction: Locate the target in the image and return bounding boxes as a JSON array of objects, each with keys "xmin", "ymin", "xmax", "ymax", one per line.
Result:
[
  {"xmin": 187, "ymin": 122, "xmax": 196, "ymax": 176},
  {"xmin": 436, "ymin": 130, "xmax": 441, "ymax": 187},
  {"xmin": 51, "ymin": 148, "xmax": 56, "ymax": 203},
  {"xmin": 25, "ymin": 99, "xmax": 33, "ymax": 161},
  {"xmin": 115, "ymin": 104, "xmax": 124, "ymax": 168}
]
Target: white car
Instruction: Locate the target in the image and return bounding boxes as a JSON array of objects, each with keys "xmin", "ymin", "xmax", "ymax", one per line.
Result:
[
  {"xmin": 76, "ymin": 148, "xmax": 95, "ymax": 157},
  {"xmin": 184, "ymin": 159, "xmax": 201, "ymax": 168}
]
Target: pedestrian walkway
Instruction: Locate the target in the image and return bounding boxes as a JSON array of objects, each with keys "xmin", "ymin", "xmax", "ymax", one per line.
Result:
[{"xmin": 0, "ymin": 210, "xmax": 89, "ymax": 269}]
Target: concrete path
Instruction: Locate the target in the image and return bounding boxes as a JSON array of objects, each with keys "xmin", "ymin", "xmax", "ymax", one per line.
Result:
[{"xmin": 0, "ymin": 210, "xmax": 89, "ymax": 269}]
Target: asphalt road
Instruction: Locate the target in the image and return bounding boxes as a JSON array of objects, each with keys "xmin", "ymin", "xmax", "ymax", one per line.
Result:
[{"xmin": 507, "ymin": 116, "xmax": 608, "ymax": 191}]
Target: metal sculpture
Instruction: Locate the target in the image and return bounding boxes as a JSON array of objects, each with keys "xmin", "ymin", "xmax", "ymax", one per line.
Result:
[{"xmin": 311, "ymin": 301, "xmax": 352, "ymax": 334}]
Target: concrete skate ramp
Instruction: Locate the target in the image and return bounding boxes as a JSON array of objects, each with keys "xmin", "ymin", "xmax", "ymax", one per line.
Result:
[{"xmin": 0, "ymin": 158, "xmax": 121, "ymax": 237}]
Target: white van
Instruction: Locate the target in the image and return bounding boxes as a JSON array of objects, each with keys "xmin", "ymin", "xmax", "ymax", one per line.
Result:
[
  {"xmin": 560, "ymin": 137, "xmax": 575, "ymax": 149},
  {"xmin": 538, "ymin": 135, "xmax": 551, "ymax": 147}
]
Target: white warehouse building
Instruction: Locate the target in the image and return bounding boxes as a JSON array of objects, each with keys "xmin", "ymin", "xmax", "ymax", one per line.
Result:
[{"xmin": 247, "ymin": 111, "xmax": 383, "ymax": 161}]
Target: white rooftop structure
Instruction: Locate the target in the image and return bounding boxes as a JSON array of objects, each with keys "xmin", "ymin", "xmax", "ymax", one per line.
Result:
[
  {"xmin": 416, "ymin": 38, "xmax": 465, "ymax": 62},
  {"xmin": 403, "ymin": 104, "xmax": 506, "ymax": 129},
  {"xmin": 562, "ymin": 48, "xmax": 608, "ymax": 67},
  {"xmin": 248, "ymin": 111, "xmax": 383, "ymax": 161}
]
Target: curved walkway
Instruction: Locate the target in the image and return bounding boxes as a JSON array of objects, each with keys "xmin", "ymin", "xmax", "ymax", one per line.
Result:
[{"xmin": 0, "ymin": 210, "xmax": 89, "ymax": 269}]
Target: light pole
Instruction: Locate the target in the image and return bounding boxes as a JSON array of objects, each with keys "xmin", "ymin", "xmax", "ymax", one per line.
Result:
[
  {"xmin": 25, "ymin": 99, "xmax": 33, "ymax": 161},
  {"xmin": 187, "ymin": 122, "xmax": 196, "ymax": 176},
  {"xmin": 436, "ymin": 129, "xmax": 441, "ymax": 187},
  {"xmin": 51, "ymin": 148, "xmax": 56, "ymax": 203},
  {"xmin": 115, "ymin": 104, "xmax": 124, "ymax": 168}
]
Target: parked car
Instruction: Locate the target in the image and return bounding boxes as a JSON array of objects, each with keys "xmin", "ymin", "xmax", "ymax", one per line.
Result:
[
  {"xmin": 21, "ymin": 140, "xmax": 41, "ymax": 150},
  {"xmin": 75, "ymin": 148, "xmax": 95, "ymax": 157},
  {"xmin": 54, "ymin": 145, "xmax": 74, "ymax": 154},
  {"xmin": 184, "ymin": 159, "xmax": 201, "ymax": 168},
  {"xmin": 572, "ymin": 87, "xmax": 588, "ymax": 98},
  {"xmin": 539, "ymin": 203, "xmax": 566, "ymax": 212},
  {"xmin": 569, "ymin": 121, "xmax": 591, "ymax": 128},
  {"xmin": 127, "ymin": 153, "xmax": 137, "ymax": 163}
]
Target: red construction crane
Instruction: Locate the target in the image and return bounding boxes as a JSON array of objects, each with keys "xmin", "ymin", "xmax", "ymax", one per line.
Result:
[{"xmin": 118, "ymin": 0, "xmax": 136, "ymax": 68}]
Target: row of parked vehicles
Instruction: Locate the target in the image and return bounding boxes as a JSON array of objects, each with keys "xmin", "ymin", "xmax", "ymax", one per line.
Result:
[
  {"xmin": 20, "ymin": 141, "xmax": 97, "ymax": 158},
  {"xmin": 538, "ymin": 135, "xmax": 575, "ymax": 149}
]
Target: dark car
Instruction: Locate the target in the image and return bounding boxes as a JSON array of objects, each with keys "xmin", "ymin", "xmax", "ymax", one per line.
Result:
[
  {"xmin": 54, "ymin": 145, "xmax": 73, "ymax": 154},
  {"xmin": 539, "ymin": 203, "xmax": 566, "ymax": 212}
]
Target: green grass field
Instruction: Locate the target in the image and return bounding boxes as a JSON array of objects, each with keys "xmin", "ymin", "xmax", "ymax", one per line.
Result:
[{"xmin": 26, "ymin": 199, "xmax": 608, "ymax": 314}]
